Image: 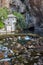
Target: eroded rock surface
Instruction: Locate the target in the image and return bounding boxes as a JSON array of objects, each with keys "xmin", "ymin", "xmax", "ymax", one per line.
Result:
[{"xmin": 11, "ymin": 0, "xmax": 43, "ymax": 35}]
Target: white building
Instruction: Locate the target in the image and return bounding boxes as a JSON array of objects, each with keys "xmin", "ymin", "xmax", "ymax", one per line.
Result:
[{"xmin": 4, "ymin": 14, "xmax": 17, "ymax": 33}]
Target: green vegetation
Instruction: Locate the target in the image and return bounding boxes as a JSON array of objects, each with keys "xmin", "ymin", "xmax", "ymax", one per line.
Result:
[
  {"xmin": 0, "ymin": 7, "xmax": 9, "ymax": 20},
  {"xmin": 0, "ymin": 7, "xmax": 9, "ymax": 29},
  {"xmin": 0, "ymin": 21, "xmax": 4, "ymax": 29},
  {"xmin": 0, "ymin": 8, "xmax": 26, "ymax": 30},
  {"xmin": 13, "ymin": 11, "xmax": 26, "ymax": 30}
]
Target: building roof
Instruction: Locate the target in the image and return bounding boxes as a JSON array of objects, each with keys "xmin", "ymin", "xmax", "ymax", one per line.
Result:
[{"xmin": 8, "ymin": 14, "xmax": 16, "ymax": 18}]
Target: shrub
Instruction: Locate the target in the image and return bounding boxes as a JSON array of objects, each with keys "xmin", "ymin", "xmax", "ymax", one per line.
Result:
[
  {"xmin": 13, "ymin": 11, "xmax": 26, "ymax": 30},
  {"xmin": 0, "ymin": 21, "xmax": 5, "ymax": 29},
  {"xmin": 0, "ymin": 7, "xmax": 9, "ymax": 29}
]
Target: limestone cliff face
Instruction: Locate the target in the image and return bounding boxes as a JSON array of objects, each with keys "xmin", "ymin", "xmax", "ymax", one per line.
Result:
[
  {"xmin": 25, "ymin": 0, "xmax": 43, "ymax": 23},
  {"xmin": 10, "ymin": 0, "xmax": 26, "ymax": 13},
  {"xmin": 0, "ymin": 0, "xmax": 10, "ymax": 8},
  {"xmin": 24, "ymin": 0, "xmax": 43, "ymax": 34},
  {"xmin": 11, "ymin": 0, "xmax": 43, "ymax": 34}
]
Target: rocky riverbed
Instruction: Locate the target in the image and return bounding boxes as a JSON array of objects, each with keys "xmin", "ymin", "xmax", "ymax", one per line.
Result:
[{"xmin": 0, "ymin": 36, "xmax": 43, "ymax": 65}]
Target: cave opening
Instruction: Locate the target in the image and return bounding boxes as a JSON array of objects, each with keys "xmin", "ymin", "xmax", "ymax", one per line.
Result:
[
  {"xmin": 20, "ymin": 0, "xmax": 25, "ymax": 3},
  {"xmin": 23, "ymin": 26, "xmax": 35, "ymax": 33}
]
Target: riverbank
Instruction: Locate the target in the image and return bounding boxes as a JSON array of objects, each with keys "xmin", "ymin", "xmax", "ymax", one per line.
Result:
[{"xmin": 0, "ymin": 33, "xmax": 41, "ymax": 39}]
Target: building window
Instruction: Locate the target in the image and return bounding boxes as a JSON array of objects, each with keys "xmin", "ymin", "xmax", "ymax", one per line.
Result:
[{"xmin": 8, "ymin": 22, "xmax": 9, "ymax": 24}]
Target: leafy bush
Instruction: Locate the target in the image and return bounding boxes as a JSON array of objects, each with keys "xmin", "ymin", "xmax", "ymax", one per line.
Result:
[
  {"xmin": 0, "ymin": 7, "xmax": 9, "ymax": 29},
  {"xmin": 13, "ymin": 11, "xmax": 26, "ymax": 30},
  {"xmin": 0, "ymin": 7, "xmax": 8, "ymax": 20},
  {"xmin": 0, "ymin": 21, "xmax": 5, "ymax": 29}
]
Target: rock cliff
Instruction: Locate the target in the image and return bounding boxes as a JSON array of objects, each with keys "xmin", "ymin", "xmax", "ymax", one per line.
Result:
[{"xmin": 11, "ymin": 0, "xmax": 43, "ymax": 35}]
